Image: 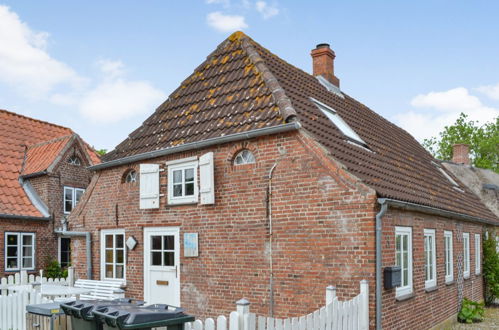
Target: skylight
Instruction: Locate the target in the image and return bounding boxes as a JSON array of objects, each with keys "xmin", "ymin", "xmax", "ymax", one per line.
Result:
[{"xmin": 310, "ymin": 97, "xmax": 366, "ymax": 146}]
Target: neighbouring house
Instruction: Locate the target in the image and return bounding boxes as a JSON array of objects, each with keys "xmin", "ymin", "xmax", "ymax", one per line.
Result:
[
  {"xmin": 441, "ymin": 144, "xmax": 499, "ymax": 218},
  {"xmin": 68, "ymin": 32, "xmax": 498, "ymax": 329},
  {"xmin": 0, "ymin": 109, "xmax": 100, "ymax": 277}
]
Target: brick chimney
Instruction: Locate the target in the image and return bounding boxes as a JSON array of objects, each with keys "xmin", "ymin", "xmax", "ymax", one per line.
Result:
[
  {"xmin": 311, "ymin": 43, "xmax": 340, "ymax": 87},
  {"xmin": 452, "ymin": 144, "xmax": 470, "ymax": 165}
]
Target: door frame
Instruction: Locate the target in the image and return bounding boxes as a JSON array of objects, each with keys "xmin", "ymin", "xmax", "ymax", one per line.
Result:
[{"xmin": 143, "ymin": 226, "xmax": 180, "ymax": 305}]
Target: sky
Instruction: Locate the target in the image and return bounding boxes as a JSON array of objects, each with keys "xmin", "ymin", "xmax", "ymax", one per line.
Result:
[{"xmin": 0, "ymin": 1, "xmax": 498, "ymax": 151}]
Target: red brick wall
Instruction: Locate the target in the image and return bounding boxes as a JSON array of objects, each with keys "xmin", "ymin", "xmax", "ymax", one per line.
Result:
[
  {"xmin": 69, "ymin": 131, "xmax": 378, "ymax": 319},
  {"xmin": 1, "ymin": 141, "xmax": 93, "ymax": 276},
  {"xmin": 381, "ymin": 208, "xmax": 485, "ymax": 329}
]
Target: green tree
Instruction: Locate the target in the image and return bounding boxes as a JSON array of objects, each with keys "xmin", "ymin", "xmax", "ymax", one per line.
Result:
[
  {"xmin": 423, "ymin": 113, "xmax": 498, "ymax": 173},
  {"xmin": 96, "ymin": 149, "xmax": 107, "ymax": 156}
]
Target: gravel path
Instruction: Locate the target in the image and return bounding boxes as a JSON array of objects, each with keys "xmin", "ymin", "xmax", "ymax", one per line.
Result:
[{"xmin": 450, "ymin": 307, "xmax": 499, "ymax": 329}]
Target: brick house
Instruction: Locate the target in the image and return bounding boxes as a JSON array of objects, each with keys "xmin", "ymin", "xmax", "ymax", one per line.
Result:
[
  {"xmin": 0, "ymin": 109, "xmax": 100, "ymax": 277},
  {"xmin": 68, "ymin": 32, "xmax": 498, "ymax": 329}
]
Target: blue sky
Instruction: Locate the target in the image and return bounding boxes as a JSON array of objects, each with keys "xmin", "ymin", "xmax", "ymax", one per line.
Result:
[{"xmin": 0, "ymin": 1, "xmax": 498, "ymax": 151}]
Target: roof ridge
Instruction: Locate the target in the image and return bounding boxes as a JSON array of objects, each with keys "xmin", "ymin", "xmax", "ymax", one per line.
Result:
[
  {"xmin": 0, "ymin": 108, "xmax": 73, "ymax": 132},
  {"xmin": 233, "ymin": 32, "xmax": 297, "ymax": 123},
  {"xmin": 26, "ymin": 134, "xmax": 74, "ymax": 149}
]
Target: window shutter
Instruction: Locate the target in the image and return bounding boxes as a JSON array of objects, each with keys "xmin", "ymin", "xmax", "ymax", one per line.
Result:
[
  {"xmin": 139, "ymin": 164, "xmax": 160, "ymax": 209},
  {"xmin": 199, "ymin": 152, "xmax": 215, "ymax": 205}
]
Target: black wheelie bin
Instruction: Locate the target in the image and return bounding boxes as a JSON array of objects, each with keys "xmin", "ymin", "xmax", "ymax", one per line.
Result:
[
  {"xmin": 92, "ymin": 304, "xmax": 194, "ymax": 330},
  {"xmin": 60, "ymin": 298, "xmax": 144, "ymax": 330}
]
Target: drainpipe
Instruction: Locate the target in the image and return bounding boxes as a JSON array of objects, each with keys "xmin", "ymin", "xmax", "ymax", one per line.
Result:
[
  {"xmin": 267, "ymin": 162, "xmax": 278, "ymax": 317},
  {"xmin": 376, "ymin": 200, "xmax": 388, "ymax": 330},
  {"xmin": 55, "ymin": 217, "xmax": 92, "ymax": 280}
]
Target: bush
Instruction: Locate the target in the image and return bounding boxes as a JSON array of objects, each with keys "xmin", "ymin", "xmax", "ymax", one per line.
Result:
[
  {"xmin": 458, "ymin": 298, "xmax": 485, "ymax": 324},
  {"xmin": 44, "ymin": 259, "xmax": 68, "ymax": 279},
  {"xmin": 483, "ymin": 232, "xmax": 499, "ymax": 305}
]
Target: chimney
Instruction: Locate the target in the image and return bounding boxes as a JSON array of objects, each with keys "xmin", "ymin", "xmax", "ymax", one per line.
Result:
[
  {"xmin": 452, "ymin": 144, "xmax": 470, "ymax": 165},
  {"xmin": 311, "ymin": 43, "xmax": 340, "ymax": 87}
]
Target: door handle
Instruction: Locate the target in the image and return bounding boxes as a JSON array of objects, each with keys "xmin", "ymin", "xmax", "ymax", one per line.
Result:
[{"xmin": 175, "ymin": 265, "xmax": 178, "ymax": 278}]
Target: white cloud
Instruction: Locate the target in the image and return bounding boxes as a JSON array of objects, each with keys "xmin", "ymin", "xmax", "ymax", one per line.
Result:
[
  {"xmin": 206, "ymin": 11, "xmax": 248, "ymax": 32},
  {"xmin": 394, "ymin": 87, "xmax": 499, "ymax": 141},
  {"xmin": 476, "ymin": 83, "xmax": 499, "ymax": 101},
  {"xmin": 78, "ymin": 60, "xmax": 166, "ymax": 123},
  {"xmin": 255, "ymin": 1, "xmax": 279, "ymax": 19},
  {"xmin": 0, "ymin": 5, "xmax": 83, "ymax": 98},
  {"xmin": 206, "ymin": 0, "xmax": 230, "ymax": 6}
]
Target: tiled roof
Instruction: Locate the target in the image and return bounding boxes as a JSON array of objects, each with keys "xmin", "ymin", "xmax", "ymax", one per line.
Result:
[
  {"xmin": 0, "ymin": 109, "xmax": 100, "ymax": 218},
  {"xmin": 102, "ymin": 32, "xmax": 497, "ymax": 222}
]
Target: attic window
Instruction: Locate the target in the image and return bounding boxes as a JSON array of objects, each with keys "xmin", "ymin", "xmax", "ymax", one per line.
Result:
[
  {"xmin": 124, "ymin": 170, "xmax": 137, "ymax": 183},
  {"xmin": 310, "ymin": 97, "xmax": 367, "ymax": 147},
  {"xmin": 234, "ymin": 150, "xmax": 255, "ymax": 165},
  {"xmin": 68, "ymin": 156, "xmax": 81, "ymax": 166}
]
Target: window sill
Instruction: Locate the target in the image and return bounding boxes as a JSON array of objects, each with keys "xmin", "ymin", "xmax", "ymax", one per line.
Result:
[
  {"xmin": 445, "ymin": 280, "xmax": 455, "ymax": 286},
  {"xmin": 167, "ymin": 200, "xmax": 198, "ymax": 206},
  {"xmin": 464, "ymin": 275, "xmax": 470, "ymax": 280},
  {"xmin": 395, "ymin": 292, "xmax": 414, "ymax": 302},
  {"xmin": 425, "ymin": 286, "xmax": 438, "ymax": 293}
]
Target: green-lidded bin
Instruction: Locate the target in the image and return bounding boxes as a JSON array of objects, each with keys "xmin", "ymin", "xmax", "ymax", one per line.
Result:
[
  {"xmin": 92, "ymin": 304, "xmax": 195, "ymax": 330},
  {"xmin": 60, "ymin": 298, "xmax": 144, "ymax": 330}
]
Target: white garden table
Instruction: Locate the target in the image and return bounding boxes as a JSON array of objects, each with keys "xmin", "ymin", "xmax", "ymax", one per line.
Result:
[{"xmin": 39, "ymin": 284, "xmax": 91, "ymax": 300}]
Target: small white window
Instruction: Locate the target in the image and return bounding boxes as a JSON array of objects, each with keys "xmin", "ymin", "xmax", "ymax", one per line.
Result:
[
  {"xmin": 68, "ymin": 156, "xmax": 81, "ymax": 166},
  {"xmin": 444, "ymin": 231, "xmax": 454, "ymax": 283},
  {"xmin": 64, "ymin": 186, "xmax": 85, "ymax": 214},
  {"xmin": 475, "ymin": 234, "xmax": 481, "ymax": 275},
  {"xmin": 234, "ymin": 150, "xmax": 255, "ymax": 165},
  {"xmin": 424, "ymin": 229, "xmax": 437, "ymax": 289},
  {"xmin": 5, "ymin": 232, "xmax": 35, "ymax": 271},
  {"xmin": 100, "ymin": 230, "xmax": 125, "ymax": 281},
  {"xmin": 168, "ymin": 160, "xmax": 198, "ymax": 205},
  {"xmin": 463, "ymin": 233, "xmax": 470, "ymax": 278},
  {"xmin": 58, "ymin": 237, "xmax": 71, "ymax": 268},
  {"xmin": 310, "ymin": 97, "xmax": 366, "ymax": 146},
  {"xmin": 124, "ymin": 170, "xmax": 137, "ymax": 183},
  {"xmin": 395, "ymin": 226, "xmax": 412, "ymax": 297}
]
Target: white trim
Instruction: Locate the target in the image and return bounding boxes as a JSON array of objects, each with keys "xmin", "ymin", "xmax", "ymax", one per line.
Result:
[
  {"xmin": 463, "ymin": 233, "xmax": 470, "ymax": 278},
  {"xmin": 165, "ymin": 156, "xmax": 198, "ymax": 166},
  {"xmin": 475, "ymin": 234, "xmax": 481, "ymax": 275},
  {"xmin": 100, "ymin": 229, "xmax": 126, "ymax": 283},
  {"xmin": 395, "ymin": 226, "xmax": 412, "ymax": 297},
  {"xmin": 424, "ymin": 229, "xmax": 437, "ymax": 289},
  {"xmin": 444, "ymin": 231, "xmax": 454, "ymax": 283},
  {"xmin": 4, "ymin": 232, "xmax": 36, "ymax": 271},
  {"xmin": 167, "ymin": 160, "xmax": 199, "ymax": 205}
]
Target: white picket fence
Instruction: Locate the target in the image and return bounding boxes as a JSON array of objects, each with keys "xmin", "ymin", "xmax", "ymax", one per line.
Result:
[
  {"xmin": 0, "ymin": 289, "xmax": 52, "ymax": 330},
  {"xmin": 185, "ymin": 281, "xmax": 369, "ymax": 330},
  {"xmin": 0, "ymin": 271, "xmax": 69, "ymax": 296}
]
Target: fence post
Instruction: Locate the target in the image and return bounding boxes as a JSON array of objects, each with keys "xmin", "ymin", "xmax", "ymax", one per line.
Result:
[
  {"xmin": 359, "ymin": 280, "xmax": 369, "ymax": 330},
  {"xmin": 68, "ymin": 267, "xmax": 75, "ymax": 286},
  {"xmin": 236, "ymin": 298, "xmax": 250, "ymax": 330},
  {"xmin": 326, "ymin": 285, "xmax": 336, "ymax": 305},
  {"xmin": 21, "ymin": 270, "xmax": 28, "ymax": 285}
]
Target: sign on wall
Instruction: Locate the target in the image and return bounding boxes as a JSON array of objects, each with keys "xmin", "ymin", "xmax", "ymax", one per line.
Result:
[{"xmin": 184, "ymin": 233, "xmax": 199, "ymax": 257}]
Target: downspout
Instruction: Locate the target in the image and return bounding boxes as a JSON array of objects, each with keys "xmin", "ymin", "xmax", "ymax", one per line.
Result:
[
  {"xmin": 55, "ymin": 218, "xmax": 92, "ymax": 280},
  {"xmin": 267, "ymin": 162, "xmax": 278, "ymax": 317},
  {"xmin": 376, "ymin": 200, "xmax": 388, "ymax": 330}
]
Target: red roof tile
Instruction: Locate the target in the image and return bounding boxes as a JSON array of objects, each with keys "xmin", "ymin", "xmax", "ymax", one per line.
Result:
[{"xmin": 101, "ymin": 32, "xmax": 497, "ymax": 223}]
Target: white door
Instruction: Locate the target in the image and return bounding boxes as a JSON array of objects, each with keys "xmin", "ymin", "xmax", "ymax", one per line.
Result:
[{"xmin": 144, "ymin": 227, "xmax": 180, "ymax": 306}]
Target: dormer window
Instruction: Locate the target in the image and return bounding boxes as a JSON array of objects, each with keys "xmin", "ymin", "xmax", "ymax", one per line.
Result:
[
  {"xmin": 68, "ymin": 156, "xmax": 81, "ymax": 166},
  {"xmin": 234, "ymin": 150, "xmax": 255, "ymax": 165},
  {"xmin": 124, "ymin": 170, "xmax": 137, "ymax": 183},
  {"xmin": 310, "ymin": 97, "xmax": 367, "ymax": 147}
]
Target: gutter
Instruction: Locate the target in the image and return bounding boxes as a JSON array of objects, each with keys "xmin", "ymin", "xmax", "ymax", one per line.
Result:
[
  {"xmin": 89, "ymin": 122, "xmax": 301, "ymax": 171},
  {"xmin": 0, "ymin": 214, "xmax": 51, "ymax": 221},
  {"xmin": 375, "ymin": 197, "xmax": 498, "ymax": 329},
  {"xmin": 55, "ymin": 227, "xmax": 92, "ymax": 280},
  {"xmin": 19, "ymin": 171, "xmax": 48, "ymax": 179}
]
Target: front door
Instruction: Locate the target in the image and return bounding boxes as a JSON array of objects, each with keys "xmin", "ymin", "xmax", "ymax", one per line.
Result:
[{"xmin": 144, "ymin": 227, "xmax": 180, "ymax": 306}]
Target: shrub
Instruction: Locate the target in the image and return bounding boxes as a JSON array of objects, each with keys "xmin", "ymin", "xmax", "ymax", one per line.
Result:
[
  {"xmin": 44, "ymin": 259, "xmax": 68, "ymax": 279},
  {"xmin": 483, "ymin": 232, "xmax": 499, "ymax": 305},
  {"xmin": 458, "ymin": 298, "xmax": 485, "ymax": 324}
]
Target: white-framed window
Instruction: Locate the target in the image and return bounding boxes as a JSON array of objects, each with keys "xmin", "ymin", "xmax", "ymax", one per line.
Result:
[
  {"xmin": 58, "ymin": 237, "xmax": 71, "ymax": 268},
  {"xmin": 424, "ymin": 229, "xmax": 437, "ymax": 289},
  {"xmin": 124, "ymin": 170, "xmax": 137, "ymax": 183},
  {"xmin": 167, "ymin": 160, "xmax": 198, "ymax": 205},
  {"xmin": 395, "ymin": 226, "xmax": 412, "ymax": 297},
  {"xmin": 444, "ymin": 231, "xmax": 454, "ymax": 283},
  {"xmin": 475, "ymin": 234, "xmax": 481, "ymax": 275},
  {"xmin": 64, "ymin": 186, "xmax": 85, "ymax": 214},
  {"xmin": 463, "ymin": 233, "xmax": 470, "ymax": 278},
  {"xmin": 5, "ymin": 232, "xmax": 35, "ymax": 271},
  {"xmin": 67, "ymin": 156, "xmax": 81, "ymax": 166},
  {"xmin": 234, "ymin": 150, "xmax": 256, "ymax": 165},
  {"xmin": 100, "ymin": 229, "xmax": 125, "ymax": 281}
]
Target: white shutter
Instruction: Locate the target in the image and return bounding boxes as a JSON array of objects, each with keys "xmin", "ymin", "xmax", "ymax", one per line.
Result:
[
  {"xmin": 139, "ymin": 164, "xmax": 160, "ymax": 209},
  {"xmin": 199, "ymin": 152, "xmax": 215, "ymax": 205}
]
